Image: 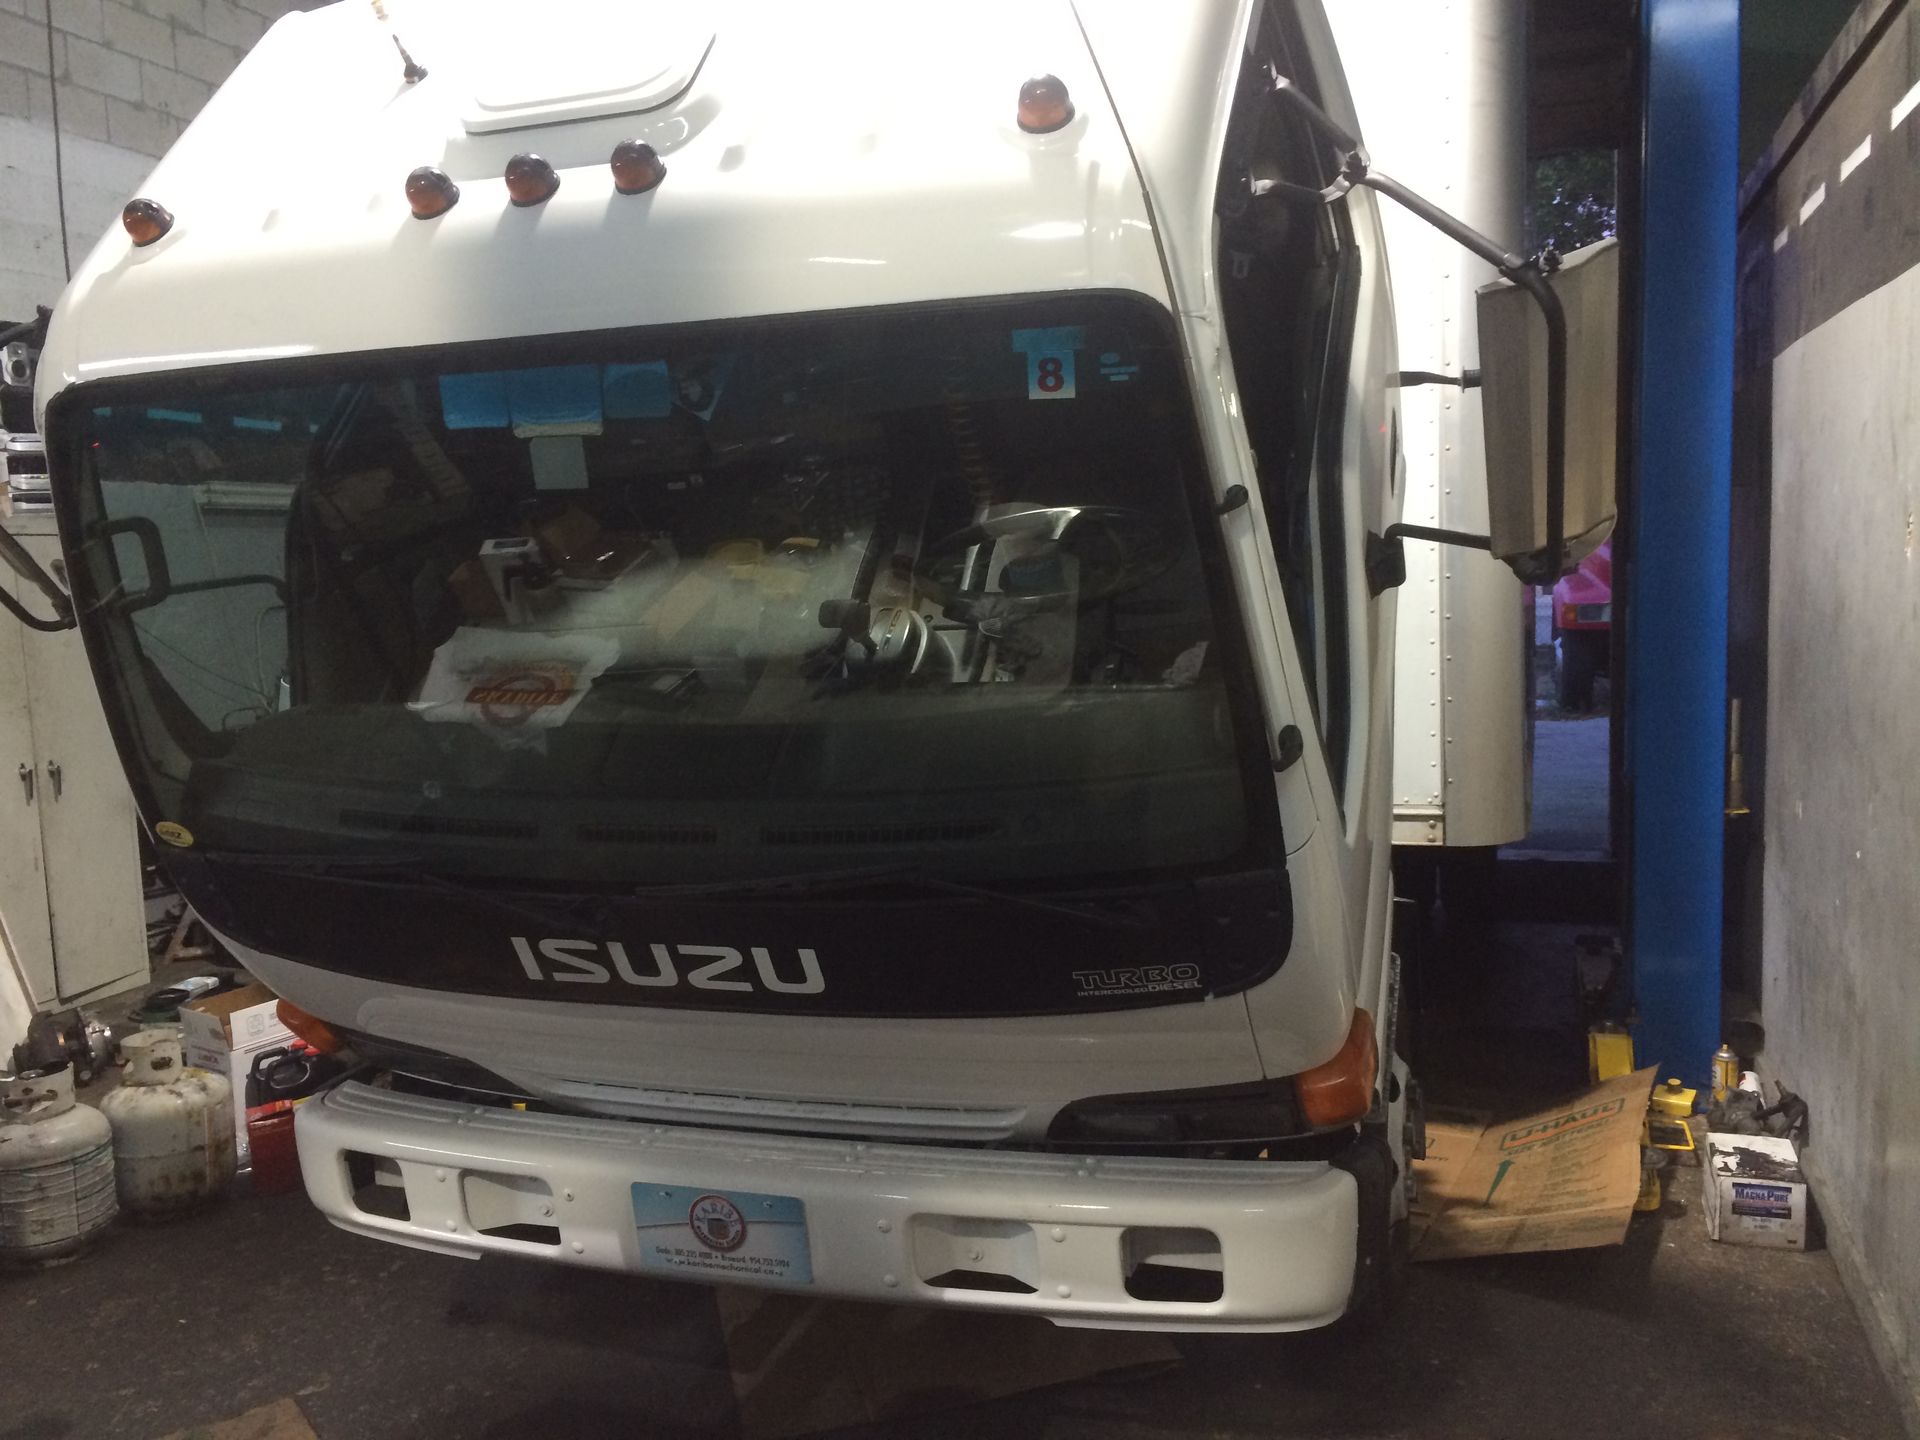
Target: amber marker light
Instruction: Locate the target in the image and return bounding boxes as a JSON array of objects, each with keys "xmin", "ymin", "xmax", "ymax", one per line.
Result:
[
  {"xmin": 405, "ymin": 165, "xmax": 460, "ymax": 219},
  {"xmin": 610, "ymin": 139, "xmax": 667, "ymax": 195},
  {"xmin": 1017, "ymin": 74, "xmax": 1074, "ymax": 133},
  {"xmin": 505, "ymin": 152, "xmax": 561, "ymax": 206},
  {"xmin": 1295, "ymin": 1009, "xmax": 1379, "ymax": 1129},
  {"xmin": 275, "ymin": 1000, "xmax": 343, "ymax": 1055},
  {"xmin": 122, "ymin": 197, "xmax": 174, "ymax": 247}
]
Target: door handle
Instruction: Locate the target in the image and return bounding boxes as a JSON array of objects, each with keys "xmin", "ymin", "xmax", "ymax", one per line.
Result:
[
  {"xmin": 46, "ymin": 760, "xmax": 62, "ymax": 800},
  {"xmin": 16, "ymin": 762, "xmax": 31, "ymax": 804}
]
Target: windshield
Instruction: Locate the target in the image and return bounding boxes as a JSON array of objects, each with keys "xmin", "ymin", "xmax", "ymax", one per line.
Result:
[{"xmin": 54, "ymin": 294, "xmax": 1272, "ymax": 888}]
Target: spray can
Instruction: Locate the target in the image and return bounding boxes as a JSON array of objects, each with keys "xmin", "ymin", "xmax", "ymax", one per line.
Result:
[{"xmin": 1711, "ymin": 1044, "xmax": 1740, "ymax": 1104}]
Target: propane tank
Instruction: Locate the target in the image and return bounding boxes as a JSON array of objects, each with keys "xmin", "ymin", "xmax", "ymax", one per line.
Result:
[
  {"xmin": 99, "ymin": 1030, "xmax": 235, "ymax": 1218},
  {"xmin": 0, "ymin": 1062, "xmax": 118, "ymax": 1264}
]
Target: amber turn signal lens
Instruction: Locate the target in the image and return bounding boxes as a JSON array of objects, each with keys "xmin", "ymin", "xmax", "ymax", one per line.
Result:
[
  {"xmin": 1017, "ymin": 74, "xmax": 1074, "ymax": 133},
  {"xmin": 504, "ymin": 152, "xmax": 560, "ymax": 207},
  {"xmin": 1295, "ymin": 1009, "xmax": 1378, "ymax": 1129},
  {"xmin": 122, "ymin": 197, "xmax": 173, "ymax": 247},
  {"xmin": 405, "ymin": 165, "xmax": 460, "ymax": 220},
  {"xmin": 610, "ymin": 139, "xmax": 666, "ymax": 195},
  {"xmin": 275, "ymin": 999, "xmax": 343, "ymax": 1055}
]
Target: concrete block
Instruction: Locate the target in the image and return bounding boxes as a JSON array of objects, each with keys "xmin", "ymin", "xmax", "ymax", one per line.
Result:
[
  {"xmin": 49, "ymin": 0, "xmax": 105, "ymax": 44},
  {"xmin": 201, "ymin": 0, "xmax": 263, "ymax": 49},
  {"xmin": 0, "ymin": 216, "xmax": 63, "ymax": 273},
  {"xmin": 138, "ymin": 59, "xmax": 207, "ymax": 119},
  {"xmin": 26, "ymin": 70, "xmax": 52, "ymax": 125},
  {"xmin": 0, "ymin": 12, "xmax": 54, "ymax": 74},
  {"xmin": 2, "ymin": 258, "xmax": 69, "ymax": 322},
  {"xmin": 103, "ymin": 1, "xmax": 172, "ymax": 66},
  {"xmin": 0, "ymin": 0, "xmax": 33, "ymax": 20},
  {"xmin": 0, "ymin": 61, "xmax": 31, "ymax": 120},
  {"xmin": 61, "ymin": 34, "xmax": 142, "ymax": 103},
  {"xmin": 105, "ymin": 93, "xmax": 175, "ymax": 155},
  {"xmin": 135, "ymin": 0, "xmax": 202, "ymax": 29},
  {"xmin": 0, "ymin": 154, "xmax": 58, "ymax": 214},
  {"xmin": 53, "ymin": 80, "xmax": 111, "ymax": 142},
  {"xmin": 172, "ymin": 31, "xmax": 237, "ymax": 85},
  {"xmin": 0, "ymin": 113, "xmax": 56, "ymax": 172},
  {"xmin": 64, "ymin": 128, "xmax": 159, "ymax": 190}
]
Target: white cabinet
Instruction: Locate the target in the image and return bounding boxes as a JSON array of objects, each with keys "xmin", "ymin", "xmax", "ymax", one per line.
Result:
[{"xmin": 0, "ymin": 510, "xmax": 147, "ymax": 1007}]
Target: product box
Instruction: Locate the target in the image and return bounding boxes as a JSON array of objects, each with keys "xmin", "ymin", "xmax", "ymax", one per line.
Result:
[
  {"xmin": 1702, "ymin": 1132, "xmax": 1810, "ymax": 1249},
  {"xmin": 181, "ymin": 984, "xmax": 294, "ymax": 1167}
]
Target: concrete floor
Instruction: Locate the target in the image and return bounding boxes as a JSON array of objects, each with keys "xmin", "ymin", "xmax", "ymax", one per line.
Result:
[
  {"xmin": 1522, "ymin": 715, "xmax": 1612, "ymax": 855},
  {"xmin": 0, "ymin": 1180, "xmax": 1903, "ymax": 1440},
  {"xmin": 3, "ymin": 922, "xmax": 1909, "ymax": 1440}
]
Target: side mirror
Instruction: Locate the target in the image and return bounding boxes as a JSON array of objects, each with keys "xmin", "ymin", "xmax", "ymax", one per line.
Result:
[
  {"xmin": 1477, "ymin": 238, "xmax": 1619, "ymax": 580},
  {"xmin": 1264, "ymin": 76, "xmax": 1617, "ymax": 586}
]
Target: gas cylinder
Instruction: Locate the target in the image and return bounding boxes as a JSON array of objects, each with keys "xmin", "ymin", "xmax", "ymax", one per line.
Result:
[
  {"xmin": 99, "ymin": 1030, "xmax": 236, "ymax": 1218},
  {"xmin": 0, "ymin": 1062, "xmax": 118, "ymax": 1264}
]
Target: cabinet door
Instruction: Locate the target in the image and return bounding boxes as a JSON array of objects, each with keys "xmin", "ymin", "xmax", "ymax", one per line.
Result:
[
  {"xmin": 0, "ymin": 566, "xmax": 58, "ymax": 1006},
  {"xmin": 16, "ymin": 533, "xmax": 148, "ymax": 1001}
]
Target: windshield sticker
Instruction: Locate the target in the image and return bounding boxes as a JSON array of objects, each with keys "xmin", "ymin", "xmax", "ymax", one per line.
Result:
[
  {"xmin": 1011, "ymin": 326, "xmax": 1085, "ymax": 400},
  {"xmin": 154, "ymin": 821, "xmax": 194, "ymax": 848},
  {"xmin": 411, "ymin": 627, "xmax": 618, "ymax": 746}
]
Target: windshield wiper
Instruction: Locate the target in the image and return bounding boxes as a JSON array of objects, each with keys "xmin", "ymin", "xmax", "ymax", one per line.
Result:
[
  {"xmin": 633, "ymin": 863, "xmax": 1146, "ymax": 931},
  {"xmin": 193, "ymin": 848, "xmax": 608, "ymax": 938},
  {"xmin": 191, "ymin": 849, "xmax": 1146, "ymax": 934}
]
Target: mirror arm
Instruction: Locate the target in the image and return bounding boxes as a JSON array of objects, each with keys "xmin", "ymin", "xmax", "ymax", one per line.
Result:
[
  {"xmin": 1394, "ymin": 369, "xmax": 1481, "ymax": 390},
  {"xmin": 1267, "ymin": 74, "xmax": 1571, "ymax": 582},
  {"xmin": 1382, "ymin": 522, "xmax": 1492, "ymax": 551},
  {"xmin": 1355, "ymin": 174, "xmax": 1568, "ymax": 583},
  {"xmin": 0, "ymin": 306, "xmax": 52, "ymax": 351},
  {"xmin": 0, "ymin": 526, "xmax": 75, "ymax": 631}
]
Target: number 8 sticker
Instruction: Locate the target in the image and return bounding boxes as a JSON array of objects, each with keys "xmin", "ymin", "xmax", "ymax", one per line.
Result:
[{"xmin": 1012, "ymin": 326, "xmax": 1086, "ymax": 401}]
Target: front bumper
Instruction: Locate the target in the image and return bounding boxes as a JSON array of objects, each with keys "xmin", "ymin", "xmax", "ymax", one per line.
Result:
[{"xmin": 298, "ymin": 1081, "xmax": 1361, "ymax": 1332}]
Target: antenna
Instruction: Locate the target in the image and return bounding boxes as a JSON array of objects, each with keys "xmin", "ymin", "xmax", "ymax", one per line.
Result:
[{"xmin": 370, "ymin": 0, "xmax": 427, "ymax": 84}]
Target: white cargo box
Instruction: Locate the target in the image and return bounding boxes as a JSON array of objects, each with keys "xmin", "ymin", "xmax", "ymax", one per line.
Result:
[{"xmin": 1701, "ymin": 1132, "xmax": 1809, "ymax": 1249}]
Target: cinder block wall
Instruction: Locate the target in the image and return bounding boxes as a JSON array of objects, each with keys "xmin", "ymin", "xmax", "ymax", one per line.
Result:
[
  {"xmin": 0, "ymin": 0, "xmax": 313, "ymax": 322},
  {"xmin": 1741, "ymin": 0, "xmax": 1920, "ymax": 1425}
]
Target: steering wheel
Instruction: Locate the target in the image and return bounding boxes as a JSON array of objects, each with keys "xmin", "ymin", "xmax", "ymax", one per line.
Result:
[{"xmin": 914, "ymin": 505, "xmax": 1175, "ymax": 610}]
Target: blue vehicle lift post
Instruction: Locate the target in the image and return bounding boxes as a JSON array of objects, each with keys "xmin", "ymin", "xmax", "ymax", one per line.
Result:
[{"xmin": 1626, "ymin": 0, "xmax": 1740, "ymax": 1088}]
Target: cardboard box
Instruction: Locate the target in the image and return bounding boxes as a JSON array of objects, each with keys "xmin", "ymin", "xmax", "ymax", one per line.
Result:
[
  {"xmin": 182, "ymin": 985, "xmax": 293, "ymax": 1167},
  {"xmin": 1702, "ymin": 1132, "xmax": 1809, "ymax": 1249},
  {"xmin": 1410, "ymin": 1067, "xmax": 1656, "ymax": 1261}
]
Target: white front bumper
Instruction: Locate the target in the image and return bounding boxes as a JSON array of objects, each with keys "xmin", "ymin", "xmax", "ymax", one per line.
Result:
[{"xmin": 298, "ymin": 1082, "xmax": 1361, "ymax": 1332}]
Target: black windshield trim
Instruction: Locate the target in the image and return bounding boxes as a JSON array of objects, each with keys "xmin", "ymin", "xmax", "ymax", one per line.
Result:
[{"xmin": 47, "ymin": 290, "xmax": 1286, "ymax": 896}]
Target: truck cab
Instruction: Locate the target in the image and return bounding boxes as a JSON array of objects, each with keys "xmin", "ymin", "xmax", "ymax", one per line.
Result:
[{"xmin": 25, "ymin": 0, "xmax": 1418, "ymax": 1330}]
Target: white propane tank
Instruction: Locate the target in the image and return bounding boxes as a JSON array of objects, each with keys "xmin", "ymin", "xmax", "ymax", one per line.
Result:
[
  {"xmin": 99, "ymin": 1030, "xmax": 236, "ymax": 1217},
  {"xmin": 0, "ymin": 1062, "xmax": 118, "ymax": 1264}
]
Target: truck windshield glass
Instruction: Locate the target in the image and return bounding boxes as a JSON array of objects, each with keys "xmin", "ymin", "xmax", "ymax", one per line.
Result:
[{"xmin": 57, "ymin": 296, "xmax": 1266, "ymax": 887}]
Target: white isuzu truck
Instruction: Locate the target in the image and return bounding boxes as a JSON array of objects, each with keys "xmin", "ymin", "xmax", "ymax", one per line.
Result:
[{"xmin": 2, "ymin": 0, "xmax": 1612, "ymax": 1330}]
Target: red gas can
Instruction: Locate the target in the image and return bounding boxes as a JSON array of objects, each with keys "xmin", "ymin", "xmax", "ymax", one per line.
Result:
[{"xmin": 245, "ymin": 1043, "xmax": 343, "ymax": 1195}]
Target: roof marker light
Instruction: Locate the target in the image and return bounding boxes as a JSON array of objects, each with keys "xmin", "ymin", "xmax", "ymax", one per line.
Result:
[
  {"xmin": 405, "ymin": 165, "xmax": 460, "ymax": 220},
  {"xmin": 1017, "ymin": 75, "xmax": 1074, "ymax": 134},
  {"xmin": 610, "ymin": 139, "xmax": 667, "ymax": 196},
  {"xmin": 122, "ymin": 197, "xmax": 173, "ymax": 247},
  {"xmin": 505, "ymin": 152, "xmax": 561, "ymax": 207}
]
